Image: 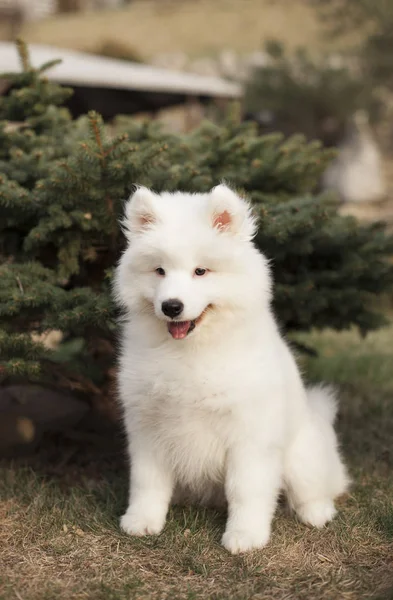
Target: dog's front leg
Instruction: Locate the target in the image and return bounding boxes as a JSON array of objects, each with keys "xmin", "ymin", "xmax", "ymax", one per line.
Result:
[
  {"xmin": 222, "ymin": 443, "xmax": 282, "ymax": 554},
  {"xmin": 120, "ymin": 438, "xmax": 173, "ymax": 537}
]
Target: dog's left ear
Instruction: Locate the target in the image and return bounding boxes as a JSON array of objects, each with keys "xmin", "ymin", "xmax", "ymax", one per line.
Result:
[{"xmin": 209, "ymin": 185, "xmax": 257, "ymax": 241}]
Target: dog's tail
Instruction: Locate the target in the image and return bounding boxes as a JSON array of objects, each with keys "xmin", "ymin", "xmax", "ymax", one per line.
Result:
[
  {"xmin": 305, "ymin": 384, "xmax": 350, "ymax": 496},
  {"xmin": 306, "ymin": 385, "xmax": 338, "ymax": 425}
]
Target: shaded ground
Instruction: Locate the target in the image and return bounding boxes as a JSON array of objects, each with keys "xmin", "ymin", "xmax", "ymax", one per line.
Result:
[{"xmin": 1, "ymin": 324, "xmax": 393, "ymax": 599}]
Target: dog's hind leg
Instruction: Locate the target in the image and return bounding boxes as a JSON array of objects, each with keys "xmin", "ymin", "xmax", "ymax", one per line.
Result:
[{"xmin": 284, "ymin": 386, "xmax": 349, "ymax": 528}]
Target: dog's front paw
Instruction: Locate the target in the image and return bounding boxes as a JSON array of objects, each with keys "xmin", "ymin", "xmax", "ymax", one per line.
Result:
[
  {"xmin": 120, "ymin": 509, "xmax": 165, "ymax": 536},
  {"xmin": 296, "ymin": 499, "xmax": 336, "ymax": 528},
  {"xmin": 222, "ymin": 528, "xmax": 270, "ymax": 554}
]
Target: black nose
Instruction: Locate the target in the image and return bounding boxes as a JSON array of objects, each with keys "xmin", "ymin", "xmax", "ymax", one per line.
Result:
[{"xmin": 162, "ymin": 299, "xmax": 184, "ymax": 319}]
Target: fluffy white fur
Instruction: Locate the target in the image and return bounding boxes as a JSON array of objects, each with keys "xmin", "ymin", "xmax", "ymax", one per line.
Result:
[{"xmin": 114, "ymin": 184, "xmax": 349, "ymax": 554}]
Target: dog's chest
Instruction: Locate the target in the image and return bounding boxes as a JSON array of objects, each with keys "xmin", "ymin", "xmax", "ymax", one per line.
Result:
[
  {"xmin": 137, "ymin": 360, "xmax": 240, "ymax": 484},
  {"xmin": 145, "ymin": 364, "xmax": 235, "ymax": 437},
  {"xmin": 156, "ymin": 346, "xmax": 252, "ymax": 401}
]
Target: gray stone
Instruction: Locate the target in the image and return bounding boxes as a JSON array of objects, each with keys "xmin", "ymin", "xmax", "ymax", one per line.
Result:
[
  {"xmin": 0, "ymin": 384, "xmax": 88, "ymax": 452},
  {"xmin": 322, "ymin": 111, "xmax": 387, "ymax": 203}
]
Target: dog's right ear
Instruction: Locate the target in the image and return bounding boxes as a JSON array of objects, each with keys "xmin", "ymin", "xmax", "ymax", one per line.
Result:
[{"xmin": 122, "ymin": 187, "xmax": 158, "ymax": 238}]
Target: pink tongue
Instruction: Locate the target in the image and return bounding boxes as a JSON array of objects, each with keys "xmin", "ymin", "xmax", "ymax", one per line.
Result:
[{"xmin": 168, "ymin": 321, "xmax": 191, "ymax": 339}]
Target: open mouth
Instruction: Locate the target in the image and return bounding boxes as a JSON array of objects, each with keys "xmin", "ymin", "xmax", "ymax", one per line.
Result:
[{"xmin": 167, "ymin": 307, "xmax": 211, "ymax": 340}]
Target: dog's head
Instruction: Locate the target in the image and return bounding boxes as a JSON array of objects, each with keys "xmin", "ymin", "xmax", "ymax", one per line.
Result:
[{"xmin": 114, "ymin": 185, "xmax": 271, "ymax": 340}]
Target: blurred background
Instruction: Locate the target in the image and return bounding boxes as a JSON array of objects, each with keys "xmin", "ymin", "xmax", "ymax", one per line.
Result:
[
  {"xmin": 1, "ymin": 4, "xmax": 393, "ymax": 599},
  {"xmin": 1, "ymin": 0, "xmax": 393, "ymax": 224}
]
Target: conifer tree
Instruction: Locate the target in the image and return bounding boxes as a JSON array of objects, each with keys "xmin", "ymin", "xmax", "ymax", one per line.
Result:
[
  {"xmin": 312, "ymin": 0, "xmax": 393, "ymax": 90},
  {"xmin": 244, "ymin": 41, "xmax": 381, "ymax": 147},
  {"xmin": 1, "ymin": 42, "xmax": 392, "ymax": 403}
]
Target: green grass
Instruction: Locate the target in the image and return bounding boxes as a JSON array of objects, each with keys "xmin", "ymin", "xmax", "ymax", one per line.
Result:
[{"xmin": 1, "ymin": 323, "xmax": 393, "ymax": 599}]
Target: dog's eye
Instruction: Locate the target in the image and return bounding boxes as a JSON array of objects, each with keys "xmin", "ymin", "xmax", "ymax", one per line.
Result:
[
  {"xmin": 155, "ymin": 267, "xmax": 165, "ymax": 276},
  {"xmin": 194, "ymin": 268, "xmax": 207, "ymax": 277}
]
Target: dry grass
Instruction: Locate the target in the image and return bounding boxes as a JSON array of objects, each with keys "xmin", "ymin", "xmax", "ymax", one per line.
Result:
[
  {"xmin": 1, "ymin": 323, "xmax": 393, "ymax": 600},
  {"xmin": 15, "ymin": 0, "xmax": 355, "ymax": 60}
]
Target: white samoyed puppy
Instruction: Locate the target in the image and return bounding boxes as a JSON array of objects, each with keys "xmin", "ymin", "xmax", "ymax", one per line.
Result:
[{"xmin": 114, "ymin": 184, "xmax": 349, "ymax": 554}]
